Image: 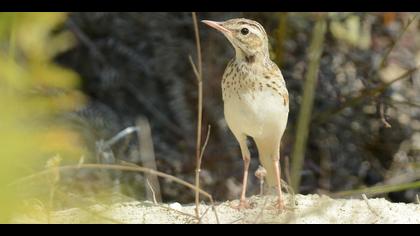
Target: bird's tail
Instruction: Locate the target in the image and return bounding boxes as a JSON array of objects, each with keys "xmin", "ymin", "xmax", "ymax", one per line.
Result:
[{"xmin": 258, "ymin": 149, "xmax": 278, "ymax": 188}]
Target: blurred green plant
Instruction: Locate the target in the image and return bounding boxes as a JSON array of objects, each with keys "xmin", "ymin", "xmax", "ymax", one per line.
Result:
[
  {"xmin": 0, "ymin": 12, "xmax": 86, "ymax": 222},
  {"xmin": 291, "ymin": 14, "xmax": 327, "ymax": 192},
  {"xmin": 332, "ymin": 180, "xmax": 420, "ymax": 198}
]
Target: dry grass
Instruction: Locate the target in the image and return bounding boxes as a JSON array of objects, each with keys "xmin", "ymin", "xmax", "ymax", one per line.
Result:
[{"xmin": 11, "ymin": 163, "xmax": 220, "ymax": 223}]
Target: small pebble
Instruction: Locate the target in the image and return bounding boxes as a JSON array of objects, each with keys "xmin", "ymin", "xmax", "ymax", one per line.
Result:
[{"xmin": 169, "ymin": 202, "xmax": 183, "ymax": 211}]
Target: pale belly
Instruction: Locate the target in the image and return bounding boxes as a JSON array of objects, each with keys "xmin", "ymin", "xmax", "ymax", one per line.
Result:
[{"xmin": 224, "ymin": 90, "xmax": 289, "ymax": 139}]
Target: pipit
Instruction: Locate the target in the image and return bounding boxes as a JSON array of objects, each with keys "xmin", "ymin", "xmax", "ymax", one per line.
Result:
[{"xmin": 202, "ymin": 18, "xmax": 289, "ymax": 210}]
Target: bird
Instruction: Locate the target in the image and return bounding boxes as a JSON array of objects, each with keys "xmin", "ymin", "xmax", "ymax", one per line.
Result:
[{"xmin": 202, "ymin": 18, "xmax": 289, "ymax": 210}]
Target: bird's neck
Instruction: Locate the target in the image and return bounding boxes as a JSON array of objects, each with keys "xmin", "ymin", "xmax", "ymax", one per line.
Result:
[{"xmin": 234, "ymin": 47, "xmax": 269, "ymax": 65}]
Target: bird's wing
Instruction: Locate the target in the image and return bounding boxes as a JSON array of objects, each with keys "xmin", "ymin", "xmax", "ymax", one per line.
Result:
[{"xmin": 265, "ymin": 60, "xmax": 289, "ymax": 106}]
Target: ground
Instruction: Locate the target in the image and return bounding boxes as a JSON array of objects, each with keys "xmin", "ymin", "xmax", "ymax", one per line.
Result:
[{"xmin": 13, "ymin": 194, "xmax": 420, "ymax": 224}]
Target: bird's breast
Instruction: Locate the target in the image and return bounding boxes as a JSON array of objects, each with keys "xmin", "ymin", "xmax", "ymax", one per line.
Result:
[
  {"xmin": 223, "ymin": 89, "xmax": 289, "ymax": 138},
  {"xmin": 221, "ymin": 59, "xmax": 289, "ymax": 137}
]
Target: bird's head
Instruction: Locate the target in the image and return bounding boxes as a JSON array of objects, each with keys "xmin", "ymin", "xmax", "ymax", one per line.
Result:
[{"xmin": 202, "ymin": 18, "xmax": 269, "ymax": 62}]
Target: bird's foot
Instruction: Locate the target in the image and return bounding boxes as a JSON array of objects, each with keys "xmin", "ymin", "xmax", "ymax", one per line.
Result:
[
  {"xmin": 274, "ymin": 199, "xmax": 285, "ymax": 210},
  {"xmin": 267, "ymin": 198, "xmax": 285, "ymax": 212},
  {"xmin": 230, "ymin": 199, "xmax": 253, "ymax": 210}
]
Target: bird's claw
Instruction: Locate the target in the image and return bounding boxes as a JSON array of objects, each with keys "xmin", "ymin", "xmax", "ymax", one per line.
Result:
[
  {"xmin": 267, "ymin": 198, "xmax": 285, "ymax": 212},
  {"xmin": 231, "ymin": 199, "xmax": 253, "ymax": 210},
  {"xmin": 274, "ymin": 199, "xmax": 285, "ymax": 210}
]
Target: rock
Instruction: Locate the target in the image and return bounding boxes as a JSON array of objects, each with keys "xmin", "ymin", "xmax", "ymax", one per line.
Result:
[{"xmin": 168, "ymin": 202, "xmax": 183, "ymax": 211}]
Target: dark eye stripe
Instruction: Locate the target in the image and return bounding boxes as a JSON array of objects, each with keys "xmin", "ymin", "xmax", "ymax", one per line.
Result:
[{"xmin": 237, "ymin": 21, "xmax": 265, "ymax": 35}]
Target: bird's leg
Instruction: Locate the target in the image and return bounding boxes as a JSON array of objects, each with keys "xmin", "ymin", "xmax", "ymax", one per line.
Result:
[
  {"xmin": 237, "ymin": 155, "xmax": 251, "ymax": 209},
  {"xmin": 273, "ymin": 157, "xmax": 285, "ymax": 210},
  {"xmin": 232, "ymin": 135, "xmax": 252, "ymax": 210}
]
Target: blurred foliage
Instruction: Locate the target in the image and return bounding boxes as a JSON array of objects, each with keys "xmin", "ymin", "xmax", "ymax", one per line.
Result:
[
  {"xmin": 329, "ymin": 13, "xmax": 371, "ymax": 49},
  {"xmin": 0, "ymin": 12, "xmax": 86, "ymax": 222}
]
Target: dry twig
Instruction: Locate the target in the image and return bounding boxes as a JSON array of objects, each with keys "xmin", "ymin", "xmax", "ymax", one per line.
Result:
[
  {"xmin": 146, "ymin": 179, "xmax": 158, "ymax": 205},
  {"xmin": 362, "ymin": 194, "xmax": 380, "ymax": 217},
  {"xmin": 189, "ymin": 11, "xmax": 212, "ymax": 221}
]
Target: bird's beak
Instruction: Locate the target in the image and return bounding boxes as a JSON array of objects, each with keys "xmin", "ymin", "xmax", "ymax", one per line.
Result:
[{"xmin": 201, "ymin": 20, "xmax": 231, "ymax": 35}]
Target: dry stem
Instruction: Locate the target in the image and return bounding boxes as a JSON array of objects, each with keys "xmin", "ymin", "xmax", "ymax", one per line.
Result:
[{"xmin": 190, "ymin": 11, "xmax": 206, "ymax": 220}]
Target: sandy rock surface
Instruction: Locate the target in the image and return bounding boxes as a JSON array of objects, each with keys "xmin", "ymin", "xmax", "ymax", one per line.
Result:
[{"xmin": 14, "ymin": 194, "xmax": 420, "ymax": 224}]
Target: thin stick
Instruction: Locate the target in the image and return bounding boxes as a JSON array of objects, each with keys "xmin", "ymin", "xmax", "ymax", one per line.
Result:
[
  {"xmin": 378, "ymin": 15, "xmax": 418, "ymax": 70},
  {"xmin": 194, "ymin": 127, "xmax": 212, "ymax": 223},
  {"xmin": 198, "ymin": 206, "xmax": 211, "ymax": 222},
  {"xmin": 192, "ymin": 13, "xmax": 203, "ymax": 80},
  {"xmin": 191, "ymin": 11, "xmax": 204, "ymax": 219},
  {"xmin": 211, "ymin": 204, "xmax": 220, "ymax": 224},
  {"xmin": 362, "ymin": 194, "xmax": 380, "ymax": 217},
  {"xmin": 189, "ymin": 56, "xmax": 200, "ymax": 81},
  {"xmin": 379, "ymin": 102, "xmax": 392, "ymax": 128},
  {"xmin": 195, "ymin": 126, "xmax": 212, "ymax": 223},
  {"xmin": 146, "ymin": 179, "xmax": 158, "ymax": 205},
  {"xmin": 199, "ymin": 126, "xmax": 211, "ymax": 162}
]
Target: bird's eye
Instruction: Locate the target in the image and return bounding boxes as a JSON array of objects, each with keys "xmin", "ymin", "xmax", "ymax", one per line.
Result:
[{"xmin": 241, "ymin": 28, "xmax": 249, "ymax": 35}]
